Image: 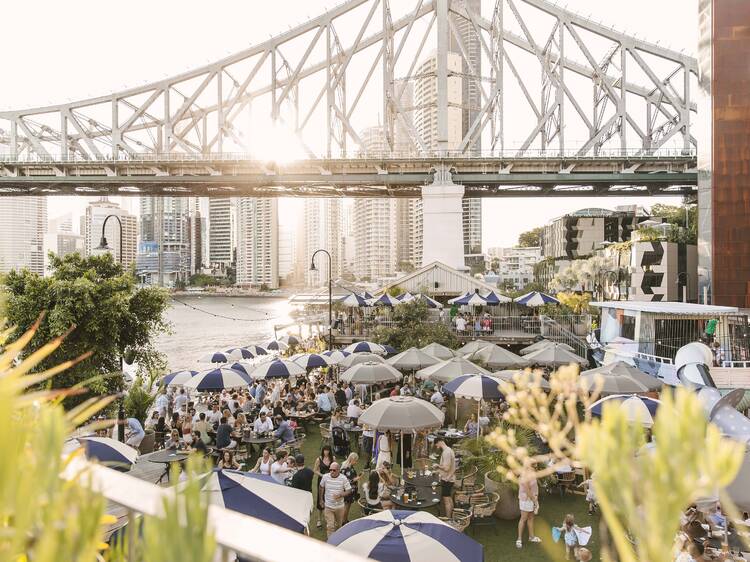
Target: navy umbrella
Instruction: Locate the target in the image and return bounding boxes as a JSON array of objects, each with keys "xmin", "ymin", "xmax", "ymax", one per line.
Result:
[
  {"xmin": 243, "ymin": 345, "xmax": 268, "ymax": 356},
  {"xmin": 265, "ymin": 340, "xmax": 289, "ymax": 352},
  {"xmin": 329, "ymin": 510, "xmax": 484, "ymax": 561},
  {"xmin": 249, "ymin": 359, "xmax": 306, "ymax": 379},
  {"xmin": 160, "ymin": 370, "xmax": 198, "ymax": 387},
  {"xmin": 444, "ymin": 374, "xmax": 504, "ymax": 401},
  {"xmin": 293, "ymin": 353, "xmax": 332, "ymax": 370},
  {"xmin": 198, "ymin": 351, "xmax": 234, "ymax": 364},
  {"xmin": 184, "ymin": 367, "xmax": 252, "ymax": 391},
  {"xmin": 225, "ymin": 347, "xmax": 258, "ymax": 360},
  {"xmin": 73, "ymin": 437, "xmax": 139, "ymax": 472}
]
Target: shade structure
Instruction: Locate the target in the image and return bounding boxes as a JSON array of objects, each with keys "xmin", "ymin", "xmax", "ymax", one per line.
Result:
[
  {"xmin": 279, "ymin": 335, "xmax": 301, "ymax": 346},
  {"xmin": 387, "ymin": 347, "xmax": 440, "ymax": 371},
  {"xmin": 203, "ymin": 470, "xmax": 313, "ymax": 533},
  {"xmin": 447, "ymin": 291, "xmax": 472, "ymax": 304},
  {"xmin": 514, "ymin": 291, "xmax": 560, "ymax": 307},
  {"xmin": 396, "ymin": 291, "xmax": 415, "ymax": 302},
  {"xmin": 411, "ymin": 293, "xmax": 443, "ymax": 309},
  {"xmin": 242, "ymin": 345, "xmax": 269, "ymax": 356},
  {"xmin": 481, "ymin": 290, "xmax": 512, "ymax": 305},
  {"xmin": 469, "ymin": 344, "xmax": 529, "ymax": 369},
  {"xmin": 225, "ymin": 347, "xmax": 258, "ymax": 360},
  {"xmin": 420, "ymin": 343, "xmax": 456, "ymax": 361},
  {"xmin": 382, "ymin": 344, "xmax": 399, "ymax": 356},
  {"xmin": 322, "ymin": 349, "xmax": 352, "ymax": 365},
  {"xmin": 452, "ymin": 292, "xmax": 489, "ymax": 307},
  {"xmin": 589, "ymin": 394, "xmax": 661, "ymax": 427},
  {"xmin": 494, "ymin": 370, "xmax": 551, "ymax": 390},
  {"xmin": 249, "ymin": 359, "xmax": 306, "ymax": 379},
  {"xmin": 370, "ymin": 293, "xmax": 402, "ymax": 307},
  {"xmin": 520, "ymin": 339, "xmax": 574, "ymax": 355},
  {"xmin": 340, "ymin": 352, "xmax": 386, "ymax": 369},
  {"xmin": 161, "ymin": 370, "xmax": 198, "ymax": 387},
  {"xmin": 184, "ymin": 367, "xmax": 252, "ymax": 391},
  {"xmin": 342, "ymin": 293, "xmax": 370, "ymax": 307},
  {"xmin": 444, "ymin": 375, "xmax": 504, "ymax": 401},
  {"xmin": 523, "ymin": 344, "xmax": 588, "ymax": 367},
  {"xmin": 363, "ymin": 291, "xmax": 374, "ymax": 299},
  {"xmin": 264, "ymin": 340, "xmax": 289, "ymax": 352},
  {"xmin": 457, "ymin": 339, "xmax": 494, "ymax": 356},
  {"xmin": 579, "ymin": 361, "xmax": 663, "ymax": 394},
  {"xmin": 198, "ymin": 351, "xmax": 234, "ymax": 364},
  {"xmin": 75, "ymin": 437, "xmax": 138, "ymax": 471},
  {"xmin": 344, "ymin": 341, "xmax": 386, "ymax": 355},
  {"xmin": 341, "ymin": 362, "xmax": 403, "ymax": 385},
  {"xmin": 328, "ymin": 510, "xmax": 484, "ymax": 562},
  {"xmin": 293, "ymin": 353, "xmax": 332, "ymax": 370},
  {"xmin": 358, "ymin": 396, "xmax": 444, "ymax": 431},
  {"xmin": 416, "ymin": 357, "xmax": 491, "ymax": 384}
]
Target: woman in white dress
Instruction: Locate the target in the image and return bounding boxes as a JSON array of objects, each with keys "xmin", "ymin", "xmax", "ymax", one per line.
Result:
[{"xmin": 375, "ymin": 430, "xmax": 392, "ymax": 469}]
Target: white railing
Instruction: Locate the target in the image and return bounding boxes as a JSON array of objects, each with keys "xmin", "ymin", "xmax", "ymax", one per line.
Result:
[
  {"xmin": 62, "ymin": 457, "xmax": 368, "ymax": 562},
  {"xmin": 634, "ymin": 351, "xmax": 674, "ymax": 365}
]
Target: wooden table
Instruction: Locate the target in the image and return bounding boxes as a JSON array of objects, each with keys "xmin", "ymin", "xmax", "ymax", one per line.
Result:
[
  {"xmin": 148, "ymin": 450, "xmax": 189, "ymax": 484},
  {"xmin": 389, "ymin": 486, "xmax": 441, "ymax": 511}
]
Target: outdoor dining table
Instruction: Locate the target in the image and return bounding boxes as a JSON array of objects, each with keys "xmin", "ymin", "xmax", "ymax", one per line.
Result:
[
  {"xmin": 148, "ymin": 450, "xmax": 189, "ymax": 484},
  {"xmin": 287, "ymin": 411, "xmax": 315, "ymax": 427},
  {"xmin": 388, "ymin": 486, "xmax": 441, "ymax": 511},
  {"xmin": 242, "ymin": 434, "xmax": 276, "ymax": 450},
  {"xmin": 342, "ymin": 424, "xmax": 363, "ymax": 450},
  {"xmin": 430, "ymin": 429, "xmax": 467, "ymax": 445},
  {"xmin": 402, "ymin": 470, "xmax": 440, "ymax": 489}
]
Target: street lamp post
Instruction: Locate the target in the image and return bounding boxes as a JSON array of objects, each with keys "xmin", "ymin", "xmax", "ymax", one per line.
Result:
[
  {"xmin": 310, "ymin": 249, "xmax": 333, "ymax": 351},
  {"xmin": 95, "ymin": 214, "xmax": 126, "ymax": 441},
  {"xmin": 676, "ymin": 272, "xmax": 689, "ymax": 303}
]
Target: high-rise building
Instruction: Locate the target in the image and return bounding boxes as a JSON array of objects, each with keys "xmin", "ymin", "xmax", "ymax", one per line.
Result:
[
  {"xmin": 303, "ymin": 199, "xmax": 342, "ymax": 287},
  {"xmin": 414, "ymin": 51, "xmax": 481, "ymax": 268},
  {"xmin": 43, "ymin": 213, "xmax": 82, "ymax": 274},
  {"xmin": 82, "ymin": 198, "xmax": 137, "ymax": 268},
  {"xmin": 208, "ymin": 198, "xmax": 233, "ymax": 269},
  {"xmin": 137, "ymin": 196, "xmax": 190, "ymax": 286},
  {"xmin": 0, "ymin": 197, "xmax": 47, "ymax": 275},
  {"xmin": 235, "ymin": 198, "xmax": 279, "ymax": 289},
  {"xmin": 187, "ymin": 197, "xmax": 205, "ymax": 275},
  {"xmin": 278, "ymin": 222, "xmax": 296, "ymax": 283}
]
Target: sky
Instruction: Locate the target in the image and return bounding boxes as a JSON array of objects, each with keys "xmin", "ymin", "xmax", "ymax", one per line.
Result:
[{"xmin": 0, "ymin": 0, "xmax": 698, "ymax": 248}]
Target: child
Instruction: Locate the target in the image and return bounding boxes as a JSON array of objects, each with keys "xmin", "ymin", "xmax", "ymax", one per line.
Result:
[
  {"xmin": 556, "ymin": 514, "xmax": 581, "ymax": 560},
  {"xmin": 578, "ymin": 474, "xmax": 597, "ymax": 515},
  {"xmin": 577, "ymin": 547, "xmax": 592, "ymax": 561}
]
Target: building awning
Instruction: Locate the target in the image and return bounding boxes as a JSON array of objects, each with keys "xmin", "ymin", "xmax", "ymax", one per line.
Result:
[{"xmin": 591, "ymin": 301, "xmax": 740, "ymax": 316}]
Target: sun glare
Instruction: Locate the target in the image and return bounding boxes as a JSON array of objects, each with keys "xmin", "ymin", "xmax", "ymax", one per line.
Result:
[{"xmin": 250, "ymin": 123, "xmax": 308, "ymax": 164}]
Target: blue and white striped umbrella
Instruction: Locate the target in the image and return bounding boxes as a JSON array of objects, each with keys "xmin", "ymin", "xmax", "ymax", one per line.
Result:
[
  {"xmin": 74, "ymin": 437, "xmax": 139, "ymax": 471},
  {"xmin": 249, "ymin": 359, "xmax": 306, "ymax": 379},
  {"xmin": 382, "ymin": 344, "xmax": 399, "ymax": 357},
  {"xmin": 589, "ymin": 394, "xmax": 661, "ymax": 427},
  {"xmin": 370, "ymin": 293, "xmax": 402, "ymax": 307},
  {"xmin": 198, "ymin": 351, "xmax": 234, "ymax": 364},
  {"xmin": 450, "ymin": 292, "xmax": 488, "ymax": 307},
  {"xmin": 329, "ymin": 510, "xmax": 484, "ymax": 562},
  {"xmin": 481, "ymin": 290, "xmax": 512, "ymax": 305},
  {"xmin": 363, "ymin": 291, "xmax": 374, "ymax": 299},
  {"xmin": 345, "ymin": 341, "xmax": 387, "ymax": 355},
  {"xmin": 447, "ymin": 291, "xmax": 471, "ymax": 305},
  {"xmin": 279, "ymin": 335, "xmax": 301, "ymax": 346},
  {"xmin": 342, "ymin": 293, "xmax": 370, "ymax": 307},
  {"xmin": 264, "ymin": 340, "xmax": 289, "ymax": 352},
  {"xmin": 396, "ymin": 292, "xmax": 415, "ymax": 302},
  {"xmin": 184, "ymin": 367, "xmax": 251, "ymax": 392},
  {"xmin": 160, "ymin": 370, "xmax": 198, "ymax": 387},
  {"xmin": 293, "ymin": 353, "xmax": 332, "ymax": 370},
  {"xmin": 203, "ymin": 470, "xmax": 313, "ymax": 533},
  {"xmin": 227, "ymin": 361, "xmax": 255, "ymax": 376},
  {"xmin": 411, "ymin": 293, "xmax": 443, "ymax": 309},
  {"xmin": 444, "ymin": 374, "xmax": 504, "ymax": 401},
  {"xmin": 242, "ymin": 345, "xmax": 268, "ymax": 356},
  {"xmin": 225, "ymin": 347, "xmax": 258, "ymax": 360},
  {"xmin": 514, "ymin": 291, "xmax": 560, "ymax": 307},
  {"xmin": 322, "ymin": 349, "xmax": 352, "ymax": 365}
]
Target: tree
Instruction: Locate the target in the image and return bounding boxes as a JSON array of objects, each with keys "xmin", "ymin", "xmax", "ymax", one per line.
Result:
[
  {"xmin": 3, "ymin": 253, "xmax": 170, "ymax": 407},
  {"xmin": 386, "ymin": 285, "xmax": 404, "ymax": 297},
  {"xmin": 397, "ymin": 260, "xmax": 416, "ymax": 273},
  {"xmin": 517, "ymin": 226, "xmax": 543, "ymax": 248},
  {"xmin": 372, "ymin": 301, "xmax": 457, "ymax": 350},
  {"xmin": 650, "ymin": 203, "xmax": 697, "ymax": 244}
]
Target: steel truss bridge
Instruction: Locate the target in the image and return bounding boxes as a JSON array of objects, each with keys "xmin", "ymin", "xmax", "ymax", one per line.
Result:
[{"xmin": 0, "ymin": 0, "xmax": 698, "ymax": 198}]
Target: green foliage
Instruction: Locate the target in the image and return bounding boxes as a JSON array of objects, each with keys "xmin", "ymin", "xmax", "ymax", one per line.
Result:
[
  {"xmin": 517, "ymin": 226, "xmax": 543, "ymax": 248},
  {"xmin": 648, "ymin": 203, "xmax": 698, "ymax": 245},
  {"xmin": 506, "ymin": 282, "xmax": 546, "ymax": 300},
  {"xmin": 386, "ymin": 285, "xmax": 404, "ymax": 297},
  {"xmin": 460, "ymin": 424, "xmax": 538, "ymax": 488},
  {"xmin": 3, "ymin": 253, "xmax": 170, "ymax": 408},
  {"xmin": 372, "ymin": 301, "xmax": 458, "ymax": 350},
  {"xmin": 188, "ymin": 273, "xmax": 228, "ymax": 287},
  {"xmin": 397, "ymin": 261, "xmax": 416, "ymax": 273},
  {"xmin": 635, "ymin": 226, "xmax": 663, "ymax": 242},
  {"xmin": 124, "ymin": 377, "xmax": 156, "ymax": 426},
  {"xmin": 556, "ymin": 291, "xmax": 592, "ymax": 314}
]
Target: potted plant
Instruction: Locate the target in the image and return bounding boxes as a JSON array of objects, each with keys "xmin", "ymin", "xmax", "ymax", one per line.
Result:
[{"xmin": 457, "ymin": 424, "xmax": 538, "ymax": 520}]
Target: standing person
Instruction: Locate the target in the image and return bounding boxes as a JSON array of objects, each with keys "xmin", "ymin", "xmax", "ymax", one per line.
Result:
[
  {"xmin": 125, "ymin": 417, "xmax": 145, "ymax": 448},
  {"xmin": 155, "ymin": 390, "xmax": 169, "ymax": 418},
  {"xmin": 319, "ymin": 462, "xmax": 352, "ymax": 537},
  {"xmin": 174, "ymin": 388, "xmax": 188, "ymax": 413},
  {"xmin": 313, "ymin": 445, "xmax": 334, "ymax": 530},
  {"xmin": 433, "ymin": 438, "xmax": 456, "ymax": 518},
  {"xmin": 291, "ymin": 454, "xmax": 314, "ymax": 492},
  {"xmin": 335, "ymin": 384, "xmax": 347, "ymax": 409},
  {"xmin": 270, "ymin": 450, "xmax": 292, "ymax": 484},
  {"xmin": 375, "ymin": 431, "xmax": 392, "ymax": 469},
  {"xmin": 516, "ymin": 470, "xmax": 541, "ymax": 549},
  {"xmin": 555, "ymin": 514, "xmax": 581, "ymax": 560},
  {"xmin": 361, "ymin": 423, "xmax": 375, "ymax": 468},
  {"xmin": 340, "ymin": 452, "xmax": 360, "ymax": 523},
  {"xmin": 455, "ymin": 314, "xmax": 466, "ymax": 334}
]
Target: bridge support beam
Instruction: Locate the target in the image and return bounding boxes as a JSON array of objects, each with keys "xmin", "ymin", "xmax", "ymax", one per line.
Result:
[{"xmin": 421, "ymin": 167, "xmax": 467, "ymax": 271}]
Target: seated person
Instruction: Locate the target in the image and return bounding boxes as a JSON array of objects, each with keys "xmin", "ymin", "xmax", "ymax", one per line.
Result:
[
  {"xmin": 190, "ymin": 431, "xmax": 209, "ymax": 456},
  {"xmin": 218, "ymin": 450, "xmax": 240, "ymax": 470},
  {"xmin": 274, "ymin": 415, "xmax": 296, "ymax": 444},
  {"xmin": 164, "ymin": 428, "xmax": 182, "ymax": 450},
  {"xmin": 215, "ymin": 417, "xmax": 236, "ymax": 450},
  {"xmin": 253, "ymin": 411, "xmax": 274, "ymax": 434}
]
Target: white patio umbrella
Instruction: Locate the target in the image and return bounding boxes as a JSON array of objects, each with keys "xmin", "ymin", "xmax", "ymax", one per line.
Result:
[
  {"xmin": 340, "ymin": 352, "xmax": 386, "ymax": 369},
  {"xmin": 457, "ymin": 339, "xmax": 494, "ymax": 356},
  {"xmin": 387, "ymin": 347, "xmax": 440, "ymax": 371},
  {"xmin": 493, "ymin": 369, "xmax": 551, "ymax": 390},
  {"xmin": 579, "ymin": 361, "xmax": 663, "ymax": 395},
  {"xmin": 420, "ymin": 342, "xmax": 456, "ymax": 361},
  {"xmin": 358, "ymin": 396, "xmax": 445, "ymax": 468},
  {"xmin": 523, "ymin": 343, "xmax": 588, "ymax": 367},
  {"xmin": 469, "ymin": 344, "xmax": 530, "ymax": 369},
  {"xmin": 184, "ymin": 367, "xmax": 251, "ymax": 391},
  {"xmin": 520, "ymin": 339, "xmax": 574, "ymax": 355},
  {"xmin": 415, "ymin": 356, "xmax": 491, "ymax": 384},
  {"xmin": 341, "ymin": 362, "xmax": 403, "ymax": 385},
  {"xmin": 589, "ymin": 394, "xmax": 661, "ymax": 427},
  {"xmin": 293, "ymin": 353, "xmax": 332, "ymax": 370}
]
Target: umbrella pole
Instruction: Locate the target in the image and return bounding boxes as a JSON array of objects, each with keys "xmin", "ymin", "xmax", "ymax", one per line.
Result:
[
  {"xmin": 477, "ymin": 400, "xmax": 481, "ymax": 441},
  {"xmin": 400, "ymin": 430, "xmax": 404, "ymax": 471}
]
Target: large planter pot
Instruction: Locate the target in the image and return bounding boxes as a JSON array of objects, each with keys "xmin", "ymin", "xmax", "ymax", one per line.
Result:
[{"xmin": 484, "ymin": 470, "xmax": 520, "ymax": 520}]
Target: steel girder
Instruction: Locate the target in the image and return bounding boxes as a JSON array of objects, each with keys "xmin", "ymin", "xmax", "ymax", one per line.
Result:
[{"xmin": 0, "ymin": 0, "xmax": 697, "ymax": 164}]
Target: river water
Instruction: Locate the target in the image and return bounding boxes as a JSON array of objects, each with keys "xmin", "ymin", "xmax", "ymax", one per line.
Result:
[{"xmin": 154, "ymin": 296, "xmax": 296, "ymax": 372}]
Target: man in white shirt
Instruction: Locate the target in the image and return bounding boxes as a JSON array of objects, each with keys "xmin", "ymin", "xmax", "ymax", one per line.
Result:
[
  {"xmin": 155, "ymin": 391, "xmax": 169, "ymax": 417},
  {"xmin": 253, "ymin": 411, "xmax": 274, "ymax": 433},
  {"xmin": 346, "ymin": 399, "xmax": 363, "ymax": 421},
  {"xmin": 430, "ymin": 390, "xmax": 445, "ymax": 407},
  {"xmin": 319, "ymin": 462, "xmax": 352, "ymax": 537},
  {"xmin": 207, "ymin": 404, "xmax": 222, "ymax": 426},
  {"xmin": 174, "ymin": 388, "xmax": 188, "ymax": 413}
]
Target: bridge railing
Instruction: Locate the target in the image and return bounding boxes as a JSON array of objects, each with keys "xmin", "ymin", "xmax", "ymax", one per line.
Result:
[{"xmin": 0, "ymin": 147, "xmax": 696, "ymax": 165}]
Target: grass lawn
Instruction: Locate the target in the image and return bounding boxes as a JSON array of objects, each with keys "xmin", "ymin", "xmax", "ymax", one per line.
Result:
[{"xmin": 251, "ymin": 421, "xmax": 602, "ymax": 562}]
